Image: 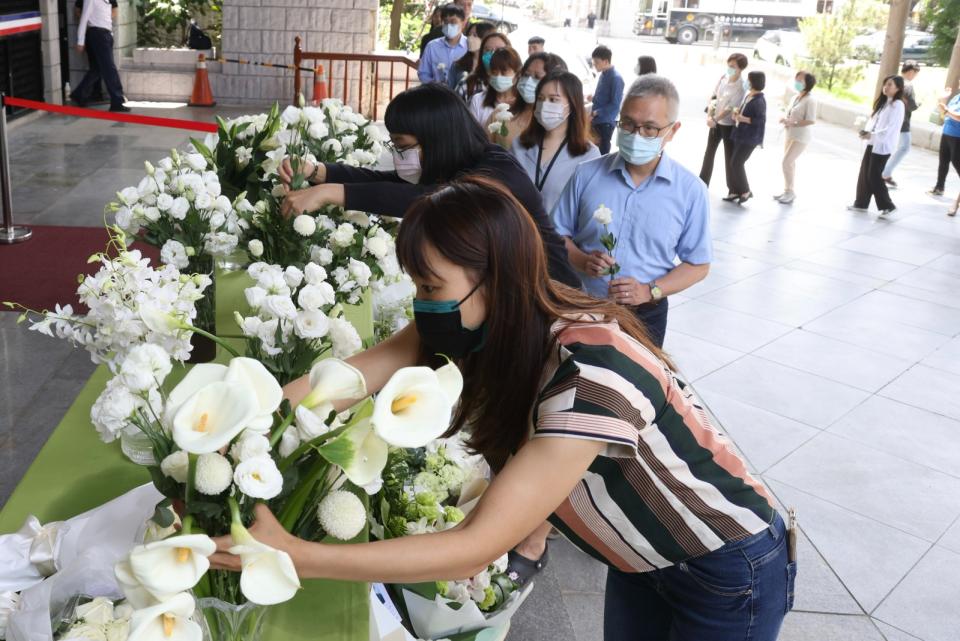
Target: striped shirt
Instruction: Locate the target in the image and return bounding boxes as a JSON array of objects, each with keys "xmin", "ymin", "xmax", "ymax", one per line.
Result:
[{"xmin": 532, "ymin": 317, "xmax": 775, "ymax": 573}]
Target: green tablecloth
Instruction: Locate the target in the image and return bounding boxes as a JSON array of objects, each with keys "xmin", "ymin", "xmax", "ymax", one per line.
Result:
[{"xmin": 0, "ymin": 268, "xmax": 372, "ymax": 641}]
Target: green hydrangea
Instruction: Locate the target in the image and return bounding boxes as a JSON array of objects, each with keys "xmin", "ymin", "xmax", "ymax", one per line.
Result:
[
  {"xmin": 479, "ymin": 586, "xmax": 497, "ymax": 611},
  {"xmin": 436, "ymin": 580, "xmax": 449, "ymax": 596},
  {"xmin": 438, "ymin": 465, "xmax": 466, "ymax": 495},
  {"xmin": 413, "ymin": 471, "xmax": 448, "ymax": 499},
  {"xmin": 425, "ymin": 451, "xmax": 446, "ymax": 472},
  {"xmin": 443, "ymin": 506, "xmax": 465, "ymax": 525}
]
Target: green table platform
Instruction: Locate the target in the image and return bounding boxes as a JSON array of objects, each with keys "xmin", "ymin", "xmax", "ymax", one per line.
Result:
[{"xmin": 0, "ymin": 268, "xmax": 374, "ymax": 641}]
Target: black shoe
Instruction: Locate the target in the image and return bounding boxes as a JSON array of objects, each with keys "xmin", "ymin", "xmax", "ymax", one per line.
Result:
[
  {"xmin": 737, "ymin": 192, "xmax": 753, "ymax": 204},
  {"xmin": 721, "ymin": 194, "xmax": 739, "ymax": 202},
  {"xmin": 928, "ymin": 188, "xmax": 945, "ymax": 197},
  {"xmin": 506, "ymin": 543, "xmax": 549, "ymax": 587},
  {"xmin": 883, "ymin": 177, "xmax": 897, "ymax": 189},
  {"xmin": 69, "ymin": 94, "xmax": 88, "ymax": 107},
  {"xmin": 109, "ymin": 105, "xmax": 132, "ymax": 113}
]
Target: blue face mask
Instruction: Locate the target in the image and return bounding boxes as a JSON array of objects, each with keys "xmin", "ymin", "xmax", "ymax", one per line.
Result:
[
  {"xmin": 412, "ymin": 282, "xmax": 486, "ymax": 358},
  {"xmin": 794, "ymin": 80, "xmax": 805, "ymax": 92},
  {"xmin": 725, "ymin": 66, "xmax": 737, "ymax": 77},
  {"xmin": 482, "ymin": 51, "xmax": 494, "ymax": 71},
  {"xmin": 517, "ymin": 75, "xmax": 538, "ymax": 104},
  {"xmin": 442, "ymin": 23, "xmax": 461, "ymax": 39},
  {"xmin": 617, "ymin": 128, "xmax": 663, "ymax": 166}
]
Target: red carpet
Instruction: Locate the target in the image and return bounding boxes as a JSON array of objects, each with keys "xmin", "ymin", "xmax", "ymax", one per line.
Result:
[{"xmin": 0, "ymin": 226, "xmax": 160, "ymax": 313}]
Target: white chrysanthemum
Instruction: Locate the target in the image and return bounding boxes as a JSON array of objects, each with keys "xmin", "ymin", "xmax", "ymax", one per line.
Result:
[
  {"xmin": 160, "ymin": 450, "xmax": 189, "ymax": 483},
  {"xmin": 230, "ymin": 432, "xmax": 271, "ymax": 463},
  {"xmin": 195, "ymin": 453, "xmax": 233, "ymax": 495},
  {"xmin": 317, "ymin": 490, "xmax": 366, "ymax": 540},
  {"xmin": 234, "ymin": 455, "xmax": 283, "ymax": 499},
  {"xmin": 119, "ymin": 343, "xmax": 172, "ymax": 392},
  {"xmin": 248, "ymin": 239, "xmax": 264, "ymax": 257},
  {"xmin": 293, "ymin": 215, "xmax": 317, "ymax": 237},
  {"xmin": 331, "ymin": 223, "xmax": 356, "ymax": 248},
  {"xmin": 90, "ymin": 378, "xmax": 143, "ymax": 443},
  {"xmin": 329, "ymin": 316, "xmax": 363, "ymax": 358}
]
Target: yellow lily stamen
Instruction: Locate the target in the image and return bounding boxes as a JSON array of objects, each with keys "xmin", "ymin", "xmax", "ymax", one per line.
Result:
[
  {"xmin": 162, "ymin": 613, "xmax": 176, "ymax": 637},
  {"xmin": 252, "ymin": 473, "xmax": 262, "ymax": 481},
  {"xmin": 195, "ymin": 412, "xmax": 209, "ymax": 432},
  {"xmin": 175, "ymin": 547, "xmax": 191, "ymax": 562},
  {"xmin": 391, "ymin": 394, "xmax": 417, "ymax": 414}
]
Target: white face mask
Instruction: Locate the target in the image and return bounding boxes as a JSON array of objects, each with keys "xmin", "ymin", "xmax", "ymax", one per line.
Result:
[
  {"xmin": 535, "ymin": 101, "xmax": 569, "ymax": 131},
  {"xmin": 442, "ymin": 23, "xmax": 461, "ymax": 39},
  {"xmin": 392, "ymin": 146, "xmax": 422, "ymax": 184},
  {"xmin": 488, "ymin": 75, "xmax": 515, "ymax": 93}
]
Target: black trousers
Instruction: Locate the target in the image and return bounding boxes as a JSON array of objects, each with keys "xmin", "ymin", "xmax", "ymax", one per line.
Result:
[
  {"xmin": 728, "ymin": 142, "xmax": 757, "ymax": 195},
  {"xmin": 73, "ymin": 27, "xmax": 125, "ymax": 108},
  {"xmin": 699, "ymin": 124, "xmax": 735, "ymax": 189},
  {"xmin": 593, "ymin": 122, "xmax": 616, "ymax": 155},
  {"xmin": 632, "ymin": 298, "xmax": 669, "ymax": 349},
  {"xmin": 854, "ymin": 145, "xmax": 894, "ymax": 210},
  {"xmin": 934, "ymin": 133, "xmax": 960, "ymax": 191}
]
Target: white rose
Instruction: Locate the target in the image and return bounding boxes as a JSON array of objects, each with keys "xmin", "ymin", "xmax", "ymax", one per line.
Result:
[
  {"xmin": 297, "ymin": 283, "xmax": 336, "ymax": 310},
  {"xmin": 195, "ymin": 453, "xmax": 233, "ymax": 495},
  {"xmin": 119, "ymin": 343, "xmax": 172, "ymax": 392},
  {"xmin": 592, "ymin": 204, "xmax": 613, "ymax": 226},
  {"xmin": 169, "ymin": 197, "xmax": 190, "ymax": 220},
  {"xmin": 303, "ymin": 263, "xmax": 327, "ymax": 285},
  {"xmin": 247, "ymin": 239, "xmax": 264, "ymax": 257},
  {"xmin": 160, "ymin": 450, "xmax": 189, "ymax": 483},
  {"xmin": 245, "ymin": 286, "xmax": 268, "ymax": 310},
  {"xmin": 233, "ymin": 455, "xmax": 283, "ymax": 499},
  {"xmin": 331, "ymin": 223, "xmax": 356, "ymax": 248},
  {"xmin": 230, "ymin": 432, "xmax": 272, "ymax": 463},
  {"xmin": 310, "ymin": 246, "xmax": 334, "ymax": 266},
  {"xmin": 160, "ymin": 239, "xmax": 189, "ymax": 270},
  {"xmin": 294, "ymin": 309, "xmax": 330, "ymax": 339},
  {"xmin": 263, "ymin": 295, "xmax": 297, "ymax": 320},
  {"xmin": 185, "ymin": 153, "xmax": 207, "ymax": 171},
  {"xmin": 293, "ymin": 214, "xmax": 317, "ymax": 237}
]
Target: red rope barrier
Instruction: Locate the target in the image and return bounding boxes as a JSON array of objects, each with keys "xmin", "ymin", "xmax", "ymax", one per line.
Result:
[{"xmin": 3, "ymin": 97, "xmax": 218, "ymax": 133}]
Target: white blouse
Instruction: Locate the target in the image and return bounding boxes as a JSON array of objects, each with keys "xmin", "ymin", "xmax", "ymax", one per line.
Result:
[{"xmin": 867, "ymin": 99, "xmax": 905, "ymax": 155}]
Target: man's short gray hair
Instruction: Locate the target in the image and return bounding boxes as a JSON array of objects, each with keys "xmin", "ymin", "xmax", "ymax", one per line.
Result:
[{"xmin": 624, "ymin": 74, "xmax": 680, "ymax": 121}]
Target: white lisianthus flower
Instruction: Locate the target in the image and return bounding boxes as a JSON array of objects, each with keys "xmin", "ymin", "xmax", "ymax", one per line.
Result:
[
  {"xmin": 118, "ymin": 186, "xmax": 140, "ymax": 206},
  {"xmin": 160, "ymin": 239, "xmax": 189, "ymax": 270},
  {"xmin": 321, "ymin": 139, "xmax": 343, "ymax": 154},
  {"xmin": 155, "ymin": 193, "xmax": 174, "ymax": 211},
  {"xmin": 263, "ymin": 295, "xmax": 297, "ymax": 320},
  {"xmin": 307, "ymin": 122, "xmax": 328, "ymax": 139},
  {"xmin": 294, "ymin": 309, "xmax": 330, "ymax": 339},
  {"xmin": 592, "ymin": 204, "xmax": 613, "ymax": 226},
  {"xmin": 363, "ymin": 124, "xmax": 384, "ymax": 142},
  {"xmin": 128, "ymin": 535, "xmax": 216, "ymax": 600},
  {"xmin": 194, "ymin": 453, "xmax": 233, "ymax": 495},
  {"xmin": 283, "ymin": 265, "xmax": 304, "ymax": 289},
  {"xmin": 235, "ymin": 146, "xmax": 253, "ymax": 168},
  {"xmin": 238, "ymin": 314, "xmax": 262, "ymax": 337},
  {"xmin": 278, "ymin": 429, "xmax": 301, "ymax": 458},
  {"xmin": 204, "ymin": 231, "xmax": 239, "ymax": 256},
  {"xmin": 233, "ymin": 455, "xmax": 283, "ymax": 499},
  {"xmin": 143, "ymin": 206, "xmax": 161, "ymax": 222},
  {"xmin": 280, "ymin": 105, "xmax": 303, "ymax": 126},
  {"xmin": 230, "ymin": 432, "xmax": 271, "ymax": 463},
  {"xmin": 303, "ymin": 262, "xmax": 327, "ymax": 285},
  {"xmin": 247, "ymin": 239, "xmax": 264, "ymax": 257},
  {"xmin": 293, "ymin": 214, "xmax": 317, "ymax": 237},
  {"xmin": 209, "ymin": 211, "xmax": 226, "ymax": 229},
  {"xmin": 119, "ymin": 343, "xmax": 172, "ymax": 393},
  {"xmin": 184, "ymin": 153, "xmax": 207, "ymax": 171},
  {"xmin": 328, "ymin": 316, "xmax": 363, "ymax": 358},
  {"xmin": 194, "ymin": 191, "xmax": 213, "ymax": 210},
  {"xmin": 297, "ymin": 283, "xmax": 335, "ymax": 310},
  {"xmin": 341, "ymin": 135, "xmax": 358, "ymax": 150},
  {"xmin": 244, "ymin": 286, "xmax": 268, "ymax": 310},
  {"xmin": 487, "ymin": 122, "xmax": 503, "ymax": 134},
  {"xmin": 310, "ymin": 245, "xmax": 334, "ymax": 266},
  {"xmin": 317, "ymin": 491, "xmax": 366, "ymax": 540},
  {"xmin": 169, "ymin": 197, "xmax": 190, "ymax": 220},
  {"xmin": 348, "ymin": 258, "xmax": 372, "ymax": 287},
  {"xmin": 160, "ymin": 450, "xmax": 189, "ymax": 483},
  {"xmin": 115, "ymin": 207, "xmax": 136, "ymax": 233},
  {"xmin": 344, "ymin": 210, "xmax": 370, "ymax": 227}
]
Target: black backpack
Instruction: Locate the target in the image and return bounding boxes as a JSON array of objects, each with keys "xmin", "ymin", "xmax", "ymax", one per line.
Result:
[{"xmin": 188, "ymin": 22, "xmax": 212, "ymax": 50}]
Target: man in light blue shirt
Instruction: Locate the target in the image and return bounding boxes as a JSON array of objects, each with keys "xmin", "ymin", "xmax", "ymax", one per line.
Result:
[
  {"xmin": 417, "ymin": 4, "xmax": 468, "ymax": 84},
  {"xmin": 552, "ymin": 75, "xmax": 712, "ymax": 347}
]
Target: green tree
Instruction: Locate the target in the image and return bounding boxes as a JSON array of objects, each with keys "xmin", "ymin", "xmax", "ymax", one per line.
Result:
[
  {"xmin": 799, "ymin": 0, "xmax": 884, "ymax": 91},
  {"xmin": 135, "ymin": 0, "xmax": 221, "ymax": 48},
  {"xmin": 924, "ymin": 0, "xmax": 960, "ymax": 66}
]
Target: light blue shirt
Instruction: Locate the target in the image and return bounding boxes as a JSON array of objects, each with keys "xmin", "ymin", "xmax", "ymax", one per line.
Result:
[
  {"xmin": 551, "ymin": 152, "xmax": 712, "ymax": 299},
  {"xmin": 509, "ymin": 138, "xmax": 601, "ymax": 214},
  {"xmin": 418, "ymin": 35, "xmax": 468, "ymax": 84}
]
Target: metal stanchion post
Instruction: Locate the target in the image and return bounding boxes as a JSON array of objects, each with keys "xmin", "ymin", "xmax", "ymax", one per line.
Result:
[{"xmin": 0, "ymin": 94, "xmax": 31, "ymax": 245}]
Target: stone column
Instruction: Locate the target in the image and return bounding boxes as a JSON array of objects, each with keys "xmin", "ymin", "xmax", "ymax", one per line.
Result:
[
  {"xmin": 217, "ymin": 0, "xmax": 378, "ymax": 107},
  {"xmin": 39, "ymin": 0, "xmax": 63, "ymax": 104}
]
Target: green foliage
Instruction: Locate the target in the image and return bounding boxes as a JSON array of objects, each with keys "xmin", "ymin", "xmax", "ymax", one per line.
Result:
[
  {"xmin": 135, "ymin": 0, "xmax": 221, "ymax": 48},
  {"xmin": 377, "ymin": 1, "xmax": 426, "ymax": 52},
  {"xmin": 924, "ymin": 0, "xmax": 960, "ymax": 67},
  {"xmin": 799, "ymin": 0, "xmax": 876, "ymax": 92}
]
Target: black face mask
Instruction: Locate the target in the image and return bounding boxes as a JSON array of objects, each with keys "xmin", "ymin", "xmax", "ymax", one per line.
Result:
[{"xmin": 412, "ymin": 281, "xmax": 486, "ymax": 358}]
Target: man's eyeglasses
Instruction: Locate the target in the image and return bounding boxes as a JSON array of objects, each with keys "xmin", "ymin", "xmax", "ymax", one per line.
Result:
[{"xmin": 616, "ymin": 119, "xmax": 675, "ymax": 138}]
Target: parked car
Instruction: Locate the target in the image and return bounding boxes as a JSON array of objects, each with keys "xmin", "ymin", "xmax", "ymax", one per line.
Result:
[
  {"xmin": 753, "ymin": 30, "xmax": 807, "ymax": 67},
  {"xmin": 471, "ymin": 3, "xmax": 518, "ymax": 32},
  {"xmin": 851, "ymin": 29, "xmax": 936, "ymax": 65}
]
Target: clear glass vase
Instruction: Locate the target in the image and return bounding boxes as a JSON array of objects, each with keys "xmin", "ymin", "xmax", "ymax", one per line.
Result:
[
  {"xmin": 120, "ymin": 425, "xmax": 156, "ymax": 466},
  {"xmin": 197, "ymin": 598, "xmax": 269, "ymax": 641}
]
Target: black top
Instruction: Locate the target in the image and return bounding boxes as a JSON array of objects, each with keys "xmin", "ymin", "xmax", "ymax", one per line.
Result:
[
  {"xmin": 731, "ymin": 93, "xmax": 767, "ymax": 147},
  {"xmin": 324, "ymin": 144, "xmax": 581, "ymax": 288},
  {"xmin": 419, "ymin": 25, "xmax": 444, "ymax": 59},
  {"xmin": 901, "ymin": 84, "xmax": 918, "ymax": 133}
]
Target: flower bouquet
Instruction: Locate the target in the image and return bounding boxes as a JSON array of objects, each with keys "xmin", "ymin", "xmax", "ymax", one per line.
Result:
[
  {"xmin": 370, "ymin": 437, "xmax": 532, "ymax": 640},
  {"xmin": 234, "ymin": 261, "xmax": 364, "ymax": 385},
  {"xmin": 486, "ymin": 103, "xmax": 513, "ymax": 146}
]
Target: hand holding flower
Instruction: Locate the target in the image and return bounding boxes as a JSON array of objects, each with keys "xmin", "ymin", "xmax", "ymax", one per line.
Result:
[
  {"xmin": 279, "ymin": 184, "xmax": 345, "ymax": 218},
  {"xmin": 279, "ymin": 157, "xmax": 324, "ymax": 187}
]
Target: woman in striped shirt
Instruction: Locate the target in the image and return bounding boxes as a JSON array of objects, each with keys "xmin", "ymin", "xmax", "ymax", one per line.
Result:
[{"xmin": 213, "ymin": 177, "xmax": 795, "ymax": 640}]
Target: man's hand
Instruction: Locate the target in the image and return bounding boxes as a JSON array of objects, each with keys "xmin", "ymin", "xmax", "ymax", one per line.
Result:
[
  {"xmin": 583, "ymin": 251, "xmax": 616, "ymax": 278},
  {"xmin": 609, "ymin": 277, "xmax": 652, "ymax": 306},
  {"xmin": 76, "ymin": 44, "xmax": 85, "ymax": 53}
]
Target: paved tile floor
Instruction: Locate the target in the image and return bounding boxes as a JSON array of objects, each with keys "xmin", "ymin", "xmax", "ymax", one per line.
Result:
[{"xmin": 2, "ymin": 52, "xmax": 959, "ymax": 641}]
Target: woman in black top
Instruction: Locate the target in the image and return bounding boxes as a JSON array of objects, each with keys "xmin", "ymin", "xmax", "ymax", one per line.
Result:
[
  {"xmin": 278, "ymin": 83, "xmax": 580, "ymax": 288},
  {"xmin": 726, "ymin": 71, "xmax": 767, "ymax": 204}
]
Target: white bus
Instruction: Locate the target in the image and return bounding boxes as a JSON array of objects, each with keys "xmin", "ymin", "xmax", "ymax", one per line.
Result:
[{"xmin": 635, "ymin": 0, "xmax": 822, "ymax": 45}]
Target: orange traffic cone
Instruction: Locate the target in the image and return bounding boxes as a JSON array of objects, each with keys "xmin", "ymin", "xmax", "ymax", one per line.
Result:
[
  {"xmin": 312, "ymin": 64, "xmax": 328, "ymax": 104},
  {"xmin": 189, "ymin": 53, "xmax": 216, "ymax": 107}
]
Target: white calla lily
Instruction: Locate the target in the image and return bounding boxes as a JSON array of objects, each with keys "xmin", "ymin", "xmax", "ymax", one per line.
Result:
[
  {"xmin": 172, "ymin": 381, "xmax": 259, "ymax": 454},
  {"xmin": 127, "ymin": 592, "xmax": 201, "ymax": 641},
  {"xmin": 163, "ymin": 363, "xmax": 229, "ymax": 425},
  {"xmin": 229, "ymin": 521, "xmax": 301, "ymax": 605},
  {"xmin": 114, "ymin": 560, "xmax": 157, "ymax": 609},
  {"xmin": 301, "ymin": 358, "xmax": 367, "ymax": 409},
  {"xmin": 371, "ymin": 364, "xmax": 462, "ymax": 448},
  {"xmin": 224, "ymin": 357, "xmax": 283, "ymax": 434},
  {"xmin": 318, "ymin": 417, "xmax": 387, "ymax": 486},
  {"xmin": 128, "ymin": 534, "xmax": 216, "ymax": 600}
]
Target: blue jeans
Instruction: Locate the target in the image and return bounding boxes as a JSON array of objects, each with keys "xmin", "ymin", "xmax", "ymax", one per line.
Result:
[
  {"xmin": 882, "ymin": 131, "xmax": 911, "ymax": 179},
  {"xmin": 603, "ymin": 512, "xmax": 795, "ymax": 641}
]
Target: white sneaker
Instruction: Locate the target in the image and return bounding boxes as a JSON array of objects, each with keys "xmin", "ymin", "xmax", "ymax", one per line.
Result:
[
  {"xmin": 878, "ymin": 208, "xmax": 896, "ymax": 217},
  {"xmin": 778, "ymin": 192, "xmax": 796, "ymax": 204},
  {"xmin": 846, "ymin": 205, "xmax": 868, "ymax": 213}
]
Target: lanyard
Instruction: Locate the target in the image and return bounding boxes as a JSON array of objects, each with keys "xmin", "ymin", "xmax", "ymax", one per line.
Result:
[{"xmin": 535, "ymin": 138, "xmax": 567, "ymax": 192}]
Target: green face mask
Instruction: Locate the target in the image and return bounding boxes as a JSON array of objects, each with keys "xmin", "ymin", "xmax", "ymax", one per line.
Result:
[
  {"xmin": 794, "ymin": 80, "xmax": 804, "ymax": 92},
  {"xmin": 482, "ymin": 51, "xmax": 494, "ymax": 71}
]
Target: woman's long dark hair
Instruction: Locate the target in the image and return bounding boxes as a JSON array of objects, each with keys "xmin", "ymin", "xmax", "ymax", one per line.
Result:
[
  {"xmin": 383, "ymin": 84, "xmax": 489, "ymax": 184},
  {"xmin": 872, "ymin": 75, "xmax": 905, "ymax": 116},
  {"xmin": 517, "ymin": 71, "xmax": 593, "ymax": 157},
  {"xmin": 465, "ymin": 32, "xmax": 512, "ymax": 97},
  {"xmin": 396, "ymin": 176, "xmax": 673, "ymax": 468}
]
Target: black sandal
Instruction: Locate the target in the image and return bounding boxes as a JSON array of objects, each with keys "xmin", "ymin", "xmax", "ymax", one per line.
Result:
[{"xmin": 506, "ymin": 543, "xmax": 549, "ymax": 586}]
